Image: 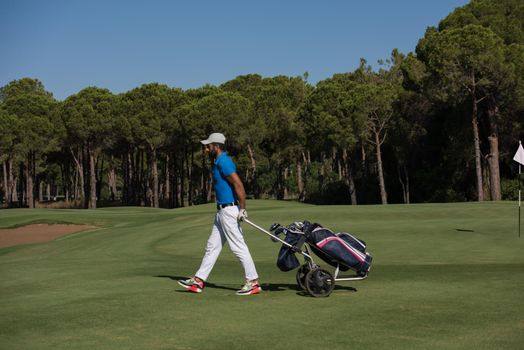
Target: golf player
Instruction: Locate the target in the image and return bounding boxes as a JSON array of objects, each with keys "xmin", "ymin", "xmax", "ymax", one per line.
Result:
[{"xmin": 178, "ymin": 132, "xmax": 261, "ymax": 295}]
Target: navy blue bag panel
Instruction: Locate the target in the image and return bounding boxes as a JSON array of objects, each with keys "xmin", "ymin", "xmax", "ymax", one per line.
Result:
[
  {"xmin": 337, "ymin": 232, "xmax": 366, "ymax": 254},
  {"xmin": 307, "ymin": 227, "xmax": 372, "ymax": 274},
  {"xmin": 276, "ymin": 232, "xmax": 301, "ymax": 271}
]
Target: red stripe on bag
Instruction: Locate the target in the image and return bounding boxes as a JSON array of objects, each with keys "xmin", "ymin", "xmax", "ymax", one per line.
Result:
[{"xmin": 317, "ymin": 237, "xmax": 365, "ymax": 262}]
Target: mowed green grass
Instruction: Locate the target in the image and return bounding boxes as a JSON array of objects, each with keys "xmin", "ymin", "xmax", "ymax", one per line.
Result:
[{"xmin": 0, "ymin": 201, "xmax": 523, "ymax": 350}]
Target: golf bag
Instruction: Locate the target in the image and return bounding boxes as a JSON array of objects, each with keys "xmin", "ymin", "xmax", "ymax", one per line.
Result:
[
  {"xmin": 276, "ymin": 229, "xmax": 302, "ymax": 271},
  {"xmin": 304, "ymin": 222, "xmax": 372, "ymax": 275}
]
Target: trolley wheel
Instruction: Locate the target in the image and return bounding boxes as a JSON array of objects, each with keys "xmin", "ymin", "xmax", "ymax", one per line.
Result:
[
  {"xmin": 305, "ymin": 268, "xmax": 335, "ymax": 297},
  {"xmin": 296, "ymin": 264, "xmax": 309, "ymax": 290}
]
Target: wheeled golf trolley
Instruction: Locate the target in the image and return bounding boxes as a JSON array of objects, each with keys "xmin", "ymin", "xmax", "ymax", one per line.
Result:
[{"xmin": 244, "ymin": 219, "xmax": 372, "ymax": 298}]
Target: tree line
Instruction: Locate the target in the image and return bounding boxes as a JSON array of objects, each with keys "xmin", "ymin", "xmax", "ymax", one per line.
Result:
[{"xmin": 1, "ymin": 0, "xmax": 523, "ymax": 209}]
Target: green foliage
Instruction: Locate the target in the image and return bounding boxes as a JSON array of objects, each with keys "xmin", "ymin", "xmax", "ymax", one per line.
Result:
[
  {"xmin": 439, "ymin": 0, "xmax": 524, "ymax": 45},
  {"xmin": 501, "ymin": 177, "xmax": 521, "ymax": 200},
  {"xmin": 61, "ymin": 87, "xmax": 115, "ymax": 150},
  {"xmin": 0, "ymin": 108, "xmax": 20, "ymax": 162},
  {"xmin": 0, "ymin": 77, "xmax": 53, "ymax": 102},
  {"xmin": 223, "ymin": 74, "xmax": 309, "ymax": 158},
  {"xmin": 417, "ymin": 24, "xmax": 508, "ymax": 104},
  {"xmin": 302, "ymin": 73, "xmax": 360, "ymax": 151},
  {"xmin": 0, "ymin": 78, "xmax": 58, "ymax": 160},
  {"xmin": 118, "ymin": 83, "xmax": 188, "ymax": 150},
  {"xmin": 186, "ymin": 90, "xmax": 253, "ymax": 142}
]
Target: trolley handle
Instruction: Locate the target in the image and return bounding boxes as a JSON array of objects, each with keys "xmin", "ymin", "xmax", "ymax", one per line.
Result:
[
  {"xmin": 243, "ymin": 218, "xmax": 312, "ymax": 259},
  {"xmin": 243, "ymin": 218, "xmax": 293, "ymax": 248}
]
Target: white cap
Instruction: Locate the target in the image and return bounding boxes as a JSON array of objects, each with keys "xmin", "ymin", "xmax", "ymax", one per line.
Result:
[{"xmin": 200, "ymin": 132, "xmax": 226, "ymax": 145}]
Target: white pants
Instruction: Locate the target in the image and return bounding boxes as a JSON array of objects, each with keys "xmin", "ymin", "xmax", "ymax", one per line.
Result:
[{"xmin": 195, "ymin": 205, "xmax": 259, "ymax": 281}]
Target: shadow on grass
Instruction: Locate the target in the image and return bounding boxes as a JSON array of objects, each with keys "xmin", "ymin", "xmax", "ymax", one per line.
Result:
[
  {"xmin": 334, "ymin": 285, "xmax": 358, "ymax": 292},
  {"xmin": 154, "ymin": 275, "xmax": 358, "ymax": 296},
  {"xmin": 155, "ymin": 275, "xmax": 237, "ymax": 291}
]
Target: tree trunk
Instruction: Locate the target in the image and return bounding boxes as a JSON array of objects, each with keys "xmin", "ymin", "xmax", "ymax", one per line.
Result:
[
  {"xmin": 126, "ymin": 150, "xmax": 133, "ymax": 205},
  {"xmin": 189, "ymin": 148, "xmax": 194, "ymax": 205},
  {"xmin": 171, "ymin": 152, "xmax": 178, "ymax": 208},
  {"xmin": 373, "ymin": 128, "xmax": 388, "ymax": 205},
  {"xmin": 9, "ymin": 159, "xmax": 15, "ymax": 204},
  {"xmin": 3, "ymin": 161, "xmax": 9, "ymax": 205},
  {"xmin": 13, "ymin": 178, "xmax": 19, "ymax": 204},
  {"xmin": 96, "ymin": 156, "xmax": 104, "ymax": 202},
  {"xmin": 297, "ymin": 162, "xmax": 304, "ymax": 201},
  {"xmin": 472, "ymin": 102, "xmax": 484, "ymax": 201},
  {"xmin": 150, "ymin": 147, "xmax": 159, "ymax": 208},
  {"xmin": 146, "ymin": 177, "xmax": 153, "ymax": 207},
  {"xmin": 83, "ymin": 146, "xmax": 90, "ymax": 207},
  {"xmin": 108, "ymin": 159, "xmax": 117, "ymax": 202},
  {"xmin": 179, "ymin": 153, "xmax": 185, "ymax": 207},
  {"xmin": 487, "ymin": 105, "xmax": 501, "ymax": 201},
  {"xmin": 276, "ymin": 165, "xmax": 284, "ymax": 200},
  {"xmin": 73, "ymin": 163, "xmax": 78, "ymax": 201},
  {"xmin": 146, "ymin": 149, "xmax": 153, "ymax": 207},
  {"xmin": 25, "ymin": 154, "xmax": 34, "ymax": 208},
  {"xmin": 71, "ymin": 147, "xmax": 84, "ymax": 202},
  {"xmin": 121, "ymin": 153, "xmax": 127, "ymax": 204},
  {"xmin": 283, "ymin": 167, "xmax": 289, "ymax": 199},
  {"xmin": 138, "ymin": 149, "xmax": 144, "ymax": 206},
  {"xmin": 348, "ymin": 170, "xmax": 357, "ymax": 206},
  {"xmin": 39, "ymin": 181, "xmax": 44, "ymax": 202},
  {"xmin": 398, "ymin": 162, "xmax": 410, "ymax": 204},
  {"xmin": 182, "ymin": 146, "xmax": 193, "ymax": 206},
  {"xmin": 301, "ymin": 151, "xmax": 310, "ymax": 201},
  {"xmin": 331, "ymin": 147, "xmax": 337, "ymax": 177},
  {"xmin": 11, "ymin": 161, "xmax": 18, "ymax": 204},
  {"xmin": 165, "ymin": 154, "xmax": 170, "ymax": 202},
  {"xmin": 59, "ymin": 162, "xmax": 69, "ymax": 203},
  {"xmin": 319, "ymin": 152, "xmax": 326, "ymax": 193},
  {"xmin": 342, "ymin": 148, "xmax": 357, "ymax": 205},
  {"xmin": 201, "ymin": 150, "xmax": 207, "ymax": 202},
  {"xmin": 207, "ymin": 177, "xmax": 213, "ymax": 202},
  {"xmin": 471, "ymin": 81, "xmax": 484, "ymax": 201},
  {"xmin": 64, "ymin": 162, "xmax": 70, "ymax": 202},
  {"xmin": 133, "ymin": 149, "xmax": 139, "ymax": 205},
  {"xmin": 247, "ymin": 143, "xmax": 259, "ymax": 199},
  {"xmin": 361, "ymin": 142, "xmax": 366, "ymax": 168},
  {"xmin": 175, "ymin": 169, "xmax": 179, "ymax": 207},
  {"xmin": 88, "ymin": 147, "xmax": 97, "ymax": 209},
  {"xmin": 406, "ymin": 165, "xmax": 410, "ymax": 204},
  {"xmin": 19, "ymin": 162, "xmax": 25, "ymax": 207}
]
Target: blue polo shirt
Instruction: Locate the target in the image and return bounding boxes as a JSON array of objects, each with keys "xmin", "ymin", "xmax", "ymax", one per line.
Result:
[{"xmin": 213, "ymin": 152, "xmax": 237, "ymax": 204}]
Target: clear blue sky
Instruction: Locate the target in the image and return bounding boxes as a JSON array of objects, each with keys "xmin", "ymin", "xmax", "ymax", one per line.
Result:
[{"xmin": 0, "ymin": 0, "xmax": 470, "ymax": 100}]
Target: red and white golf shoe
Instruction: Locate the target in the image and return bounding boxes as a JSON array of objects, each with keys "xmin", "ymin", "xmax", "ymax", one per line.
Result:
[
  {"xmin": 178, "ymin": 278, "xmax": 204, "ymax": 293},
  {"xmin": 236, "ymin": 280, "xmax": 262, "ymax": 296}
]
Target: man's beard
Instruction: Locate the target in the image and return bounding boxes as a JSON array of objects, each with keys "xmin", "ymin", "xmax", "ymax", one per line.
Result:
[{"xmin": 208, "ymin": 150, "xmax": 217, "ymax": 160}]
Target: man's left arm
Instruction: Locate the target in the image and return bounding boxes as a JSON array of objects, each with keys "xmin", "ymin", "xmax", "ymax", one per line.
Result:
[
  {"xmin": 226, "ymin": 172, "xmax": 247, "ymax": 220},
  {"xmin": 226, "ymin": 172, "xmax": 246, "ymax": 209}
]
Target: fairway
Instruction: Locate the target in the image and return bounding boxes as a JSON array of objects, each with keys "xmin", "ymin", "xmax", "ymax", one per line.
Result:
[{"xmin": 1, "ymin": 201, "xmax": 523, "ymax": 349}]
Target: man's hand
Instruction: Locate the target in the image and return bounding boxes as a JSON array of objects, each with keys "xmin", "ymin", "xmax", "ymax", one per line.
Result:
[{"xmin": 237, "ymin": 209, "xmax": 248, "ymax": 222}]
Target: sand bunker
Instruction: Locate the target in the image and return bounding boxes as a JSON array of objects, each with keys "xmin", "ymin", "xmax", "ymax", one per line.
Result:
[{"xmin": 0, "ymin": 224, "xmax": 97, "ymax": 248}]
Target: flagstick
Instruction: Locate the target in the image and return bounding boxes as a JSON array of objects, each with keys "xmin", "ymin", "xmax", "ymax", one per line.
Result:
[{"xmin": 514, "ymin": 140, "xmax": 523, "ymax": 239}]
